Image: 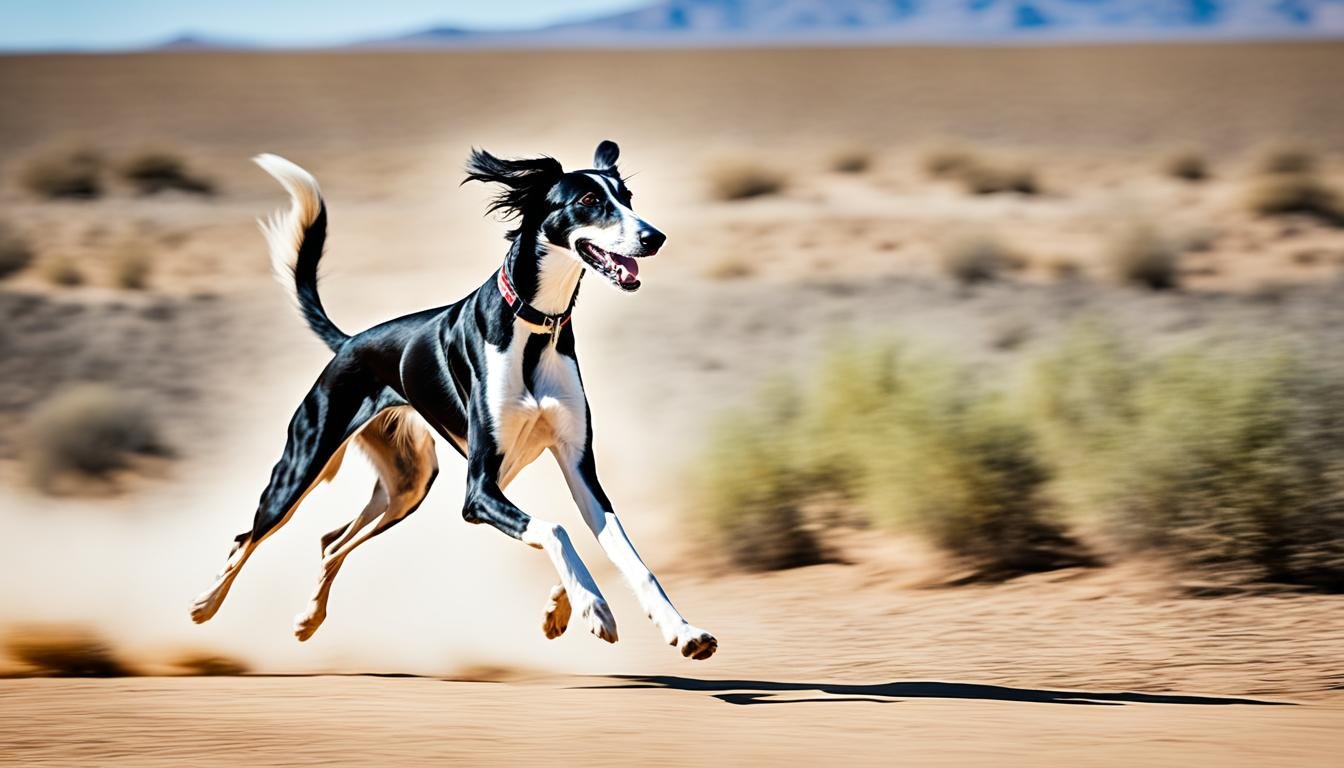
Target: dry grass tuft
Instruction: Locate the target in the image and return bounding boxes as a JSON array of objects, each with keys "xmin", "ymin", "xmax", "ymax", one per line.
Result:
[
  {"xmin": 4, "ymin": 625, "xmax": 133, "ymax": 677},
  {"xmin": 0, "ymin": 222, "xmax": 35, "ymax": 279},
  {"xmin": 22, "ymin": 147, "xmax": 104, "ymax": 199},
  {"xmin": 1247, "ymin": 174, "xmax": 1344, "ymax": 225},
  {"xmin": 1107, "ymin": 224, "xmax": 1180, "ymax": 290},
  {"xmin": 708, "ymin": 162, "xmax": 787, "ymax": 201},
  {"xmin": 960, "ymin": 163, "xmax": 1038, "ymax": 195},
  {"xmin": 922, "ymin": 145, "xmax": 978, "ymax": 178},
  {"xmin": 23, "ymin": 383, "xmax": 166, "ymax": 491},
  {"xmin": 1257, "ymin": 144, "xmax": 1316, "ymax": 175},
  {"xmin": 942, "ymin": 234, "xmax": 1023, "ymax": 285},
  {"xmin": 829, "ymin": 148, "xmax": 872, "ymax": 174},
  {"xmin": 1164, "ymin": 150, "xmax": 1208, "ymax": 181},
  {"xmin": 706, "ymin": 255, "xmax": 755, "ymax": 280},
  {"xmin": 1048, "ymin": 258, "xmax": 1084, "ymax": 282},
  {"xmin": 120, "ymin": 150, "xmax": 215, "ymax": 195},
  {"xmin": 41, "ymin": 257, "xmax": 85, "ymax": 287},
  {"xmin": 112, "ymin": 245, "xmax": 153, "ymax": 290}
]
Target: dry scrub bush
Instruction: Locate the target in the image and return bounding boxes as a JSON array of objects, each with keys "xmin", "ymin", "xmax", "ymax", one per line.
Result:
[
  {"xmin": 922, "ymin": 145, "xmax": 1036, "ymax": 195},
  {"xmin": 1164, "ymin": 150, "xmax": 1208, "ymax": 181},
  {"xmin": 922, "ymin": 145, "xmax": 978, "ymax": 178},
  {"xmin": 1031, "ymin": 327, "xmax": 1344, "ymax": 591},
  {"xmin": 942, "ymin": 234, "xmax": 1023, "ymax": 285},
  {"xmin": 1108, "ymin": 224, "xmax": 1179, "ymax": 290},
  {"xmin": 4, "ymin": 625, "xmax": 132, "ymax": 676},
  {"xmin": 829, "ymin": 148, "xmax": 872, "ymax": 174},
  {"xmin": 112, "ymin": 245, "xmax": 152, "ymax": 290},
  {"xmin": 41, "ymin": 256, "xmax": 85, "ymax": 287},
  {"xmin": 1247, "ymin": 174, "xmax": 1344, "ymax": 225},
  {"xmin": 23, "ymin": 383, "xmax": 165, "ymax": 491},
  {"xmin": 0, "ymin": 222, "xmax": 34, "ymax": 278},
  {"xmin": 1258, "ymin": 145, "xmax": 1316, "ymax": 175},
  {"xmin": 960, "ymin": 163, "xmax": 1038, "ymax": 195},
  {"xmin": 706, "ymin": 256, "xmax": 755, "ymax": 280},
  {"xmin": 693, "ymin": 343, "xmax": 1084, "ymax": 577},
  {"xmin": 22, "ymin": 148, "xmax": 103, "ymax": 199},
  {"xmin": 695, "ymin": 381, "xmax": 825, "ymax": 571},
  {"xmin": 120, "ymin": 150, "xmax": 214, "ymax": 195},
  {"xmin": 708, "ymin": 162, "xmax": 786, "ymax": 201}
]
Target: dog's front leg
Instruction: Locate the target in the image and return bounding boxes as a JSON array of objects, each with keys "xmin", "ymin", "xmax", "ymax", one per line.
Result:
[
  {"xmin": 552, "ymin": 444, "xmax": 717, "ymax": 660},
  {"xmin": 458, "ymin": 408, "xmax": 617, "ymax": 644}
]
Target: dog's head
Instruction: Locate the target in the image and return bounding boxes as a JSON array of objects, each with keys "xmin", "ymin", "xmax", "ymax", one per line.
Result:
[{"xmin": 463, "ymin": 140, "xmax": 664, "ymax": 292}]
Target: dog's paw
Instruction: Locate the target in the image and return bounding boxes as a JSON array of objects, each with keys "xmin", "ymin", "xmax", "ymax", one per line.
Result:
[
  {"xmin": 542, "ymin": 584, "xmax": 571, "ymax": 639},
  {"xmin": 675, "ymin": 625, "xmax": 717, "ymax": 660},
  {"xmin": 293, "ymin": 604, "xmax": 326, "ymax": 642},
  {"xmin": 189, "ymin": 587, "xmax": 223, "ymax": 624},
  {"xmin": 572, "ymin": 591, "xmax": 618, "ymax": 644}
]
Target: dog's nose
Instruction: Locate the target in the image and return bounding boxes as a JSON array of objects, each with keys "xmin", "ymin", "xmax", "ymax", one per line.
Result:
[{"xmin": 638, "ymin": 227, "xmax": 666, "ymax": 254}]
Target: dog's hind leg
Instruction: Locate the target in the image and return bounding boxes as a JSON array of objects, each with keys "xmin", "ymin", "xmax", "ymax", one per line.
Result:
[
  {"xmin": 293, "ymin": 408, "xmax": 438, "ymax": 641},
  {"xmin": 190, "ymin": 360, "xmax": 389, "ymax": 624}
]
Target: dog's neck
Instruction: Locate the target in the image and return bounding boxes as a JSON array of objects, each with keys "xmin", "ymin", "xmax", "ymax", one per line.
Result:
[{"xmin": 504, "ymin": 232, "xmax": 583, "ymax": 317}]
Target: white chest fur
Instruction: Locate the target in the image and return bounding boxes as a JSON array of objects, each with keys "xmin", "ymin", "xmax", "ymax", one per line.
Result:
[{"xmin": 484, "ymin": 328, "xmax": 588, "ymax": 488}]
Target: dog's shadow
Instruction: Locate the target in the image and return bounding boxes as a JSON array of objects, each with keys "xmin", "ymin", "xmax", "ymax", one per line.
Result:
[{"xmin": 581, "ymin": 675, "xmax": 1292, "ymax": 707}]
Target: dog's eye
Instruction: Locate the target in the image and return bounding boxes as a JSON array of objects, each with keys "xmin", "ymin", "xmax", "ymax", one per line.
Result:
[{"xmin": 578, "ymin": 192, "xmax": 599, "ymax": 207}]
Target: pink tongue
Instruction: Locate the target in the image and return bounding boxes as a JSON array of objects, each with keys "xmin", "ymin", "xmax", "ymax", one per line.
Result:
[{"xmin": 611, "ymin": 253, "xmax": 639, "ymax": 283}]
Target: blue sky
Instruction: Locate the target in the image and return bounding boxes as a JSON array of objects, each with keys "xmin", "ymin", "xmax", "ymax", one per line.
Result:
[{"xmin": 0, "ymin": 0, "xmax": 650, "ymax": 50}]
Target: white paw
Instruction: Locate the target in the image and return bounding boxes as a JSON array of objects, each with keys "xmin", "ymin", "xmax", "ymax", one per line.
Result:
[
  {"xmin": 674, "ymin": 625, "xmax": 717, "ymax": 660},
  {"xmin": 573, "ymin": 591, "xmax": 618, "ymax": 643},
  {"xmin": 189, "ymin": 586, "xmax": 223, "ymax": 624},
  {"xmin": 293, "ymin": 604, "xmax": 326, "ymax": 642},
  {"xmin": 541, "ymin": 584, "xmax": 571, "ymax": 639}
]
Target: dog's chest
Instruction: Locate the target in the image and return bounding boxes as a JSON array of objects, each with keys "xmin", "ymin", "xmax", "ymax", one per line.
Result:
[{"xmin": 484, "ymin": 337, "xmax": 586, "ymax": 484}]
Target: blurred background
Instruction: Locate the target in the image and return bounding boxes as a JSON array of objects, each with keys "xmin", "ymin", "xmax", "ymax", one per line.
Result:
[{"xmin": 1, "ymin": 1, "xmax": 1343, "ymax": 763}]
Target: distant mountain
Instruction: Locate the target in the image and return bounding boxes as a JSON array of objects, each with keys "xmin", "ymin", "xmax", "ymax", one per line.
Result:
[
  {"xmin": 366, "ymin": 0, "xmax": 1344, "ymax": 47},
  {"xmin": 152, "ymin": 32, "xmax": 255, "ymax": 51}
]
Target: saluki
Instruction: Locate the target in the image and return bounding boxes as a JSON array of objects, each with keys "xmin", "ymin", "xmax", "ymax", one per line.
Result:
[{"xmin": 189, "ymin": 141, "xmax": 716, "ymax": 660}]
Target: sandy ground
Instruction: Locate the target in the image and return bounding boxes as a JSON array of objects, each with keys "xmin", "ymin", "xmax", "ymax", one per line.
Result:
[
  {"xmin": 2, "ymin": 45, "xmax": 1344, "ymax": 765},
  {"xmin": 4, "ymin": 556, "xmax": 1344, "ymax": 766}
]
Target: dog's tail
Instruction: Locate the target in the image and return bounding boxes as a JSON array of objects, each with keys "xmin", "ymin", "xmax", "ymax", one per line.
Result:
[{"xmin": 253, "ymin": 153, "xmax": 348, "ymax": 351}]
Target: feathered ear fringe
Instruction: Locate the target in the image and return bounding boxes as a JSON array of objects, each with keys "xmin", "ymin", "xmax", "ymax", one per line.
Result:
[{"xmin": 462, "ymin": 149, "xmax": 564, "ymax": 240}]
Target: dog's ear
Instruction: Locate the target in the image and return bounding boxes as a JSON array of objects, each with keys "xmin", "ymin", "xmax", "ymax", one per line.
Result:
[
  {"xmin": 462, "ymin": 149, "xmax": 564, "ymax": 239},
  {"xmin": 593, "ymin": 140, "xmax": 620, "ymax": 171}
]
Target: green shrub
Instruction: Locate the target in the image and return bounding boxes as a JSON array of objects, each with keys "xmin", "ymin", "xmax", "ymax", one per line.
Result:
[
  {"xmin": 694, "ymin": 342, "xmax": 1083, "ymax": 576},
  {"xmin": 708, "ymin": 162, "xmax": 786, "ymax": 201},
  {"xmin": 1108, "ymin": 354, "xmax": 1344, "ymax": 589},
  {"xmin": 695, "ymin": 380, "xmax": 825, "ymax": 571},
  {"xmin": 1031, "ymin": 327, "xmax": 1344, "ymax": 591},
  {"xmin": 0, "ymin": 222, "xmax": 34, "ymax": 278},
  {"xmin": 22, "ymin": 148, "xmax": 103, "ymax": 199},
  {"xmin": 1108, "ymin": 224, "xmax": 1180, "ymax": 290}
]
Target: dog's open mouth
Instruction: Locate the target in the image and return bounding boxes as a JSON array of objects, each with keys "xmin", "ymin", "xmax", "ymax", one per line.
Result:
[{"xmin": 577, "ymin": 240, "xmax": 641, "ymax": 291}]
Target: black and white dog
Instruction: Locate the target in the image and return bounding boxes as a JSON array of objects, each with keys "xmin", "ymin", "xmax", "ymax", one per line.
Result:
[{"xmin": 190, "ymin": 141, "xmax": 717, "ymax": 660}]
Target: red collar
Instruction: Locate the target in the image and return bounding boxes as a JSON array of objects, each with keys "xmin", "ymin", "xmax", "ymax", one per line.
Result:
[{"xmin": 497, "ymin": 268, "xmax": 576, "ymax": 334}]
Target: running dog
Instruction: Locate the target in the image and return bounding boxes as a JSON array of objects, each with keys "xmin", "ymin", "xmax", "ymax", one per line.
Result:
[{"xmin": 190, "ymin": 141, "xmax": 717, "ymax": 660}]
